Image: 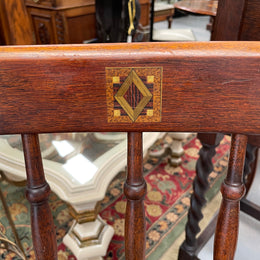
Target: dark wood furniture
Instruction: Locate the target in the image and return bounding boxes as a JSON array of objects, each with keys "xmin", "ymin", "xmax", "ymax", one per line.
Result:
[
  {"xmin": 24, "ymin": 0, "xmax": 150, "ymax": 44},
  {"xmin": 150, "ymin": 0, "xmax": 196, "ymax": 42},
  {"xmin": 174, "ymin": 0, "xmax": 218, "ymax": 16},
  {"xmin": 154, "ymin": 1, "xmax": 175, "ymax": 28},
  {"xmin": 0, "ymin": 41, "xmax": 259, "ymax": 259},
  {"xmin": 139, "ymin": 0, "xmax": 151, "ymax": 27},
  {"xmin": 25, "ymin": 0, "xmax": 97, "ymax": 44},
  {"xmin": 211, "ymin": 0, "xmax": 260, "ymax": 41},
  {"xmin": 174, "ymin": 0, "xmax": 218, "ymax": 31},
  {"xmin": 179, "ymin": 1, "xmax": 260, "ymax": 259},
  {"xmin": 0, "ymin": 0, "xmax": 34, "ymax": 45}
]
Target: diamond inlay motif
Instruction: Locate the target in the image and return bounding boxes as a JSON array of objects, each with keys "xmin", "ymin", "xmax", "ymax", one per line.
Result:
[
  {"xmin": 115, "ymin": 70, "xmax": 152, "ymax": 122},
  {"xmin": 106, "ymin": 67, "xmax": 162, "ymax": 123}
]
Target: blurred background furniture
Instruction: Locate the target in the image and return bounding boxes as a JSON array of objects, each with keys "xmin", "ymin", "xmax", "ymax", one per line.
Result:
[
  {"xmin": 23, "ymin": 0, "xmax": 150, "ymax": 44},
  {"xmin": 154, "ymin": 0, "xmax": 175, "ymax": 28},
  {"xmin": 0, "ymin": 0, "xmax": 34, "ymax": 45},
  {"xmin": 174, "ymin": 0, "xmax": 217, "ymax": 16},
  {"xmin": 174, "ymin": 0, "xmax": 218, "ymax": 31},
  {"xmin": 0, "ymin": 132, "xmax": 163, "ymax": 259},
  {"xmin": 150, "ymin": 0, "xmax": 196, "ymax": 41}
]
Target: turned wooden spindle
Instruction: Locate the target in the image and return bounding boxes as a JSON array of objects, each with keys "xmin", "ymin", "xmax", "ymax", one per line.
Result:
[
  {"xmin": 124, "ymin": 132, "xmax": 146, "ymax": 260},
  {"xmin": 22, "ymin": 134, "xmax": 57, "ymax": 260},
  {"xmin": 0, "ymin": 42, "xmax": 259, "ymax": 260},
  {"xmin": 214, "ymin": 134, "xmax": 248, "ymax": 260},
  {"xmin": 179, "ymin": 133, "xmax": 224, "ymax": 259},
  {"xmin": 243, "ymin": 143, "xmax": 257, "ymax": 188}
]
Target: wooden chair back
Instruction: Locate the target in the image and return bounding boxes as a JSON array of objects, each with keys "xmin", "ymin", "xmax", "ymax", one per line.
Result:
[
  {"xmin": 0, "ymin": 42, "xmax": 259, "ymax": 259},
  {"xmin": 212, "ymin": 0, "xmax": 260, "ymax": 41},
  {"xmin": 179, "ymin": 2, "xmax": 260, "ymax": 258}
]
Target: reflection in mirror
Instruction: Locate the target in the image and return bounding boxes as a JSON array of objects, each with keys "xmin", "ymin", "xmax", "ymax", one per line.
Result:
[{"xmin": 63, "ymin": 154, "xmax": 98, "ymax": 184}]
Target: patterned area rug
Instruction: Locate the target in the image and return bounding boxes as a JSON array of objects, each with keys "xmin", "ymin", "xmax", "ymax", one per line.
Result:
[{"xmin": 0, "ymin": 134, "xmax": 230, "ymax": 259}]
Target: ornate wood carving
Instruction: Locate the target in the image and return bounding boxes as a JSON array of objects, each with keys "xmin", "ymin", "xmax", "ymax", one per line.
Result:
[
  {"xmin": 124, "ymin": 132, "xmax": 146, "ymax": 259},
  {"xmin": 38, "ymin": 22, "xmax": 50, "ymax": 44},
  {"xmin": 22, "ymin": 134, "xmax": 57, "ymax": 260},
  {"xmin": 179, "ymin": 133, "xmax": 224, "ymax": 259},
  {"xmin": 214, "ymin": 134, "xmax": 247, "ymax": 259},
  {"xmin": 55, "ymin": 13, "xmax": 65, "ymax": 44}
]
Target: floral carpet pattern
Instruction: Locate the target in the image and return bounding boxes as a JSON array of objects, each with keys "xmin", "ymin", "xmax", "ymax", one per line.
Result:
[{"xmin": 0, "ymin": 134, "xmax": 230, "ymax": 259}]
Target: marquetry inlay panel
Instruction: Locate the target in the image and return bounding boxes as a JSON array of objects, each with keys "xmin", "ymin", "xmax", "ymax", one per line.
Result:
[{"xmin": 106, "ymin": 67, "xmax": 162, "ymax": 123}]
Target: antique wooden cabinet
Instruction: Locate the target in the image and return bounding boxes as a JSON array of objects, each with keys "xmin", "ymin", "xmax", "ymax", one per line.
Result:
[
  {"xmin": 25, "ymin": 0, "xmax": 97, "ymax": 44},
  {"xmin": 25, "ymin": 0, "xmax": 150, "ymax": 44},
  {"xmin": 0, "ymin": 0, "xmax": 34, "ymax": 45}
]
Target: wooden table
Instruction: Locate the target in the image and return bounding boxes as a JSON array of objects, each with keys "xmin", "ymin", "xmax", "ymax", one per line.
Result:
[
  {"xmin": 154, "ymin": 2, "xmax": 175, "ymax": 28},
  {"xmin": 174, "ymin": 0, "xmax": 218, "ymax": 31},
  {"xmin": 174, "ymin": 0, "xmax": 218, "ymax": 16}
]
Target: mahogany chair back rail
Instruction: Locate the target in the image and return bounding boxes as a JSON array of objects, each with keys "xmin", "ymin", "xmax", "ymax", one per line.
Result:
[
  {"xmin": 0, "ymin": 42, "xmax": 259, "ymax": 260},
  {"xmin": 0, "ymin": 42, "xmax": 260, "ymax": 135}
]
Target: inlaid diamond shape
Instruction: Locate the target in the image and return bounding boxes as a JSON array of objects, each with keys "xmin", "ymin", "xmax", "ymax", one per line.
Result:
[{"xmin": 115, "ymin": 69, "xmax": 152, "ymax": 122}]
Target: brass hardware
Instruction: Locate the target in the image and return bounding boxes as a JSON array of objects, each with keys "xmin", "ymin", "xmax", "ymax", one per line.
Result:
[
  {"xmin": 33, "ymin": 0, "xmax": 40, "ymax": 3},
  {"xmin": 69, "ymin": 216, "xmax": 106, "ymax": 248},
  {"xmin": 68, "ymin": 203, "xmax": 100, "ymax": 224},
  {"xmin": 128, "ymin": 0, "xmax": 136, "ymax": 35}
]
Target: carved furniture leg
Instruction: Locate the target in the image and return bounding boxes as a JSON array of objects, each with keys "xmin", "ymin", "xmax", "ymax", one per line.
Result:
[
  {"xmin": 167, "ymin": 15, "xmax": 173, "ymax": 29},
  {"xmin": 22, "ymin": 134, "xmax": 57, "ymax": 260},
  {"xmin": 178, "ymin": 133, "xmax": 224, "ymax": 259},
  {"xmin": 124, "ymin": 132, "xmax": 146, "ymax": 260},
  {"xmin": 214, "ymin": 134, "xmax": 247, "ymax": 259}
]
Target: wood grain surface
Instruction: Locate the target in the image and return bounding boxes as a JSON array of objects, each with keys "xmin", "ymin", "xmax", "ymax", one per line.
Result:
[
  {"xmin": 22, "ymin": 134, "xmax": 57, "ymax": 260},
  {"xmin": 214, "ymin": 134, "xmax": 247, "ymax": 259},
  {"xmin": 0, "ymin": 42, "xmax": 259, "ymax": 135},
  {"xmin": 125, "ymin": 132, "xmax": 146, "ymax": 259},
  {"xmin": 174, "ymin": 0, "xmax": 218, "ymax": 16},
  {"xmin": 211, "ymin": 0, "xmax": 260, "ymax": 41}
]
